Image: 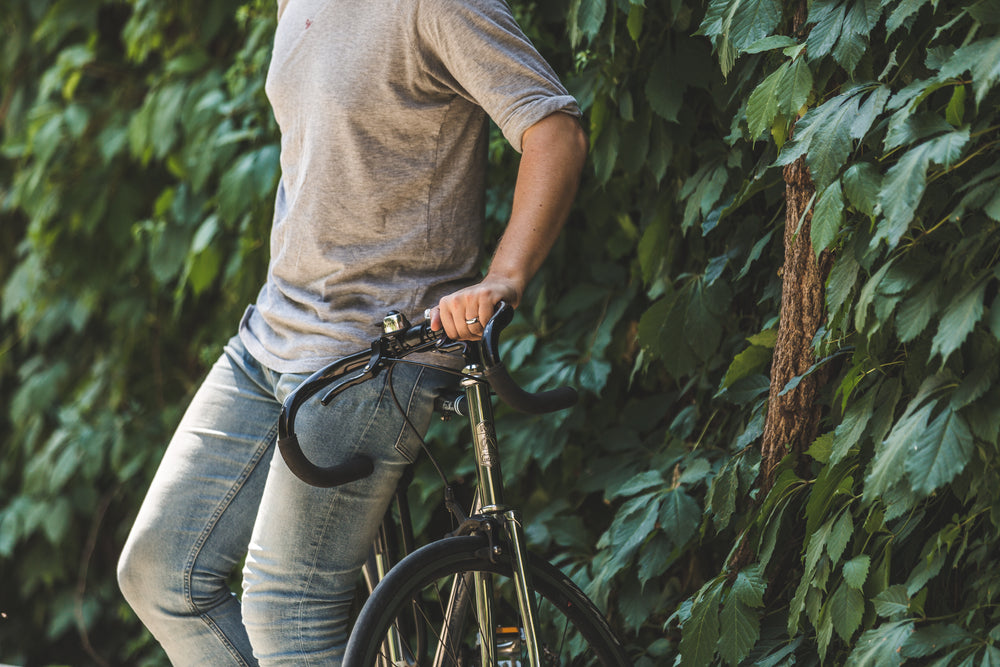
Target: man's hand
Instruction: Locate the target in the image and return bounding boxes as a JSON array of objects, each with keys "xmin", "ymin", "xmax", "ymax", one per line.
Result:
[
  {"xmin": 429, "ymin": 111, "xmax": 587, "ymax": 341},
  {"xmin": 427, "ymin": 277, "xmax": 520, "ymax": 341}
]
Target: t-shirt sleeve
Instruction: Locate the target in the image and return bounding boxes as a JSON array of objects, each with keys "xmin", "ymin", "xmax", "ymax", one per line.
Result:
[{"xmin": 412, "ymin": 0, "xmax": 581, "ymax": 152}]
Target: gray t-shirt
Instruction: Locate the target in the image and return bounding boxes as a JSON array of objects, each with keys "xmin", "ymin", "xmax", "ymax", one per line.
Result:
[{"xmin": 240, "ymin": 0, "xmax": 580, "ymax": 373}]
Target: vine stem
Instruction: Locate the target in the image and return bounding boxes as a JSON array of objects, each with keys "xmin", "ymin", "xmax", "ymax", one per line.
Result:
[
  {"xmin": 927, "ymin": 139, "xmax": 1000, "ymax": 186},
  {"xmin": 75, "ymin": 490, "xmax": 115, "ymax": 667}
]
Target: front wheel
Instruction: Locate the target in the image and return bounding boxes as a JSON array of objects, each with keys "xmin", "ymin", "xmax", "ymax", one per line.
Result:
[{"xmin": 343, "ymin": 535, "xmax": 629, "ymax": 667}]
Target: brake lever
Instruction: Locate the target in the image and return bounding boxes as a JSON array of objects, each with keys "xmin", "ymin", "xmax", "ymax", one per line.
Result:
[
  {"xmin": 321, "ymin": 338, "xmax": 386, "ymax": 405},
  {"xmin": 319, "ymin": 327, "xmax": 465, "ymax": 407},
  {"xmin": 320, "ymin": 368, "xmax": 376, "ymax": 405}
]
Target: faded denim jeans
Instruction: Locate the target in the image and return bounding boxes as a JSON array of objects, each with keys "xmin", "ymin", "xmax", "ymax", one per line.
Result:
[{"xmin": 118, "ymin": 335, "xmax": 449, "ymax": 665}]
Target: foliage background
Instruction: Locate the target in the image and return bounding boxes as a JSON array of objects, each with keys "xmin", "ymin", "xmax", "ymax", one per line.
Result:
[{"xmin": 1, "ymin": 0, "xmax": 999, "ymax": 665}]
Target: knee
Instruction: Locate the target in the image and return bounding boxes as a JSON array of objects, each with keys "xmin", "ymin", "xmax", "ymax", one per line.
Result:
[
  {"xmin": 117, "ymin": 526, "xmax": 178, "ymax": 618},
  {"xmin": 117, "ymin": 531, "xmax": 153, "ymax": 613}
]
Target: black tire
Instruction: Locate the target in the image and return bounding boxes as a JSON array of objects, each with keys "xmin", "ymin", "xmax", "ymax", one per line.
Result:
[{"xmin": 343, "ymin": 535, "xmax": 629, "ymax": 667}]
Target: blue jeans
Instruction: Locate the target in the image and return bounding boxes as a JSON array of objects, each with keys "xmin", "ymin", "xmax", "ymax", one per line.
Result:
[{"xmin": 118, "ymin": 335, "xmax": 450, "ymax": 665}]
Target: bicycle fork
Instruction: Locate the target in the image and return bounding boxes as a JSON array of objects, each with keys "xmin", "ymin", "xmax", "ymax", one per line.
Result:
[{"xmin": 456, "ymin": 364, "xmax": 543, "ymax": 666}]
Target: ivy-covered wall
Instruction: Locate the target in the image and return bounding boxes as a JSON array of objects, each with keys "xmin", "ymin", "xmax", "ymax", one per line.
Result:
[{"xmin": 2, "ymin": 0, "xmax": 999, "ymax": 665}]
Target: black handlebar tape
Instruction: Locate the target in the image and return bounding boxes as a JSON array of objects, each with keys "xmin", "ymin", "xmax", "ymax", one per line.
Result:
[
  {"xmin": 277, "ymin": 434, "xmax": 375, "ymax": 488},
  {"xmin": 482, "ymin": 301, "xmax": 514, "ymax": 367},
  {"xmin": 483, "ymin": 362, "xmax": 578, "ymax": 414}
]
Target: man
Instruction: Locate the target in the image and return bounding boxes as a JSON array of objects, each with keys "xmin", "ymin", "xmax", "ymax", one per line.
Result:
[{"xmin": 118, "ymin": 0, "xmax": 586, "ymax": 663}]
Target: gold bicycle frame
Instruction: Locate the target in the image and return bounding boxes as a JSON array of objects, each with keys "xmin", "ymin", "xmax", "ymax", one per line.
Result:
[{"xmin": 457, "ymin": 362, "xmax": 543, "ymax": 666}]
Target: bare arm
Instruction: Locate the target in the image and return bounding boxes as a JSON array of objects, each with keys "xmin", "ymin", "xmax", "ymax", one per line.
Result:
[{"xmin": 431, "ymin": 111, "xmax": 588, "ymax": 340}]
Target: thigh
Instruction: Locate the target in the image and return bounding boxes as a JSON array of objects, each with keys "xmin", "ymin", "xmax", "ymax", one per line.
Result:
[
  {"xmin": 242, "ymin": 362, "xmax": 453, "ymax": 658},
  {"xmin": 123, "ymin": 337, "xmax": 280, "ymax": 608}
]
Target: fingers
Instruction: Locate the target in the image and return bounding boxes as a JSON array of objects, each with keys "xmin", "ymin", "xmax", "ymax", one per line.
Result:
[
  {"xmin": 426, "ymin": 307, "xmax": 442, "ymax": 332},
  {"xmin": 439, "ymin": 297, "xmax": 483, "ymax": 341},
  {"xmin": 429, "ymin": 284, "xmax": 514, "ymax": 341}
]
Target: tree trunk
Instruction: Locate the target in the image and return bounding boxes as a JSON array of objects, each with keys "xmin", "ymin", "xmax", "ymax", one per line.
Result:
[{"xmin": 759, "ymin": 156, "xmax": 832, "ymax": 490}]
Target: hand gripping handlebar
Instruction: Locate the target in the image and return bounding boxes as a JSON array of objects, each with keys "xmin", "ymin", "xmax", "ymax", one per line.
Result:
[{"xmin": 276, "ymin": 302, "xmax": 578, "ymax": 488}]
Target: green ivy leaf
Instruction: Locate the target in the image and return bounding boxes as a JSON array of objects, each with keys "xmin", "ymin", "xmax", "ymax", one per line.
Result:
[
  {"xmin": 812, "ymin": 180, "xmax": 844, "ymax": 255},
  {"xmin": 843, "ymin": 554, "xmax": 871, "ymax": 589},
  {"xmin": 846, "ymin": 621, "xmax": 914, "ymax": 667},
  {"xmin": 876, "ymin": 128, "xmax": 971, "ymax": 250},
  {"xmin": 718, "ymin": 595, "xmax": 759, "ymax": 666},
  {"xmin": 904, "ymin": 407, "xmax": 974, "ymax": 496},
  {"xmin": 779, "ymin": 85, "xmax": 886, "ymax": 189},
  {"xmin": 576, "ymin": 0, "xmax": 607, "ymax": 42},
  {"xmin": 855, "ymin": 260, "xmax": 895, "ymax": 334},
  {"xmin": 660, "ymin": 489, "xmax": 702, "ymax": 549},
  {"xmin": 853, "ymin": 0, "xmax": 884, "ymax": 33},
  {"xmin": 832, "ymin": 28, "xmax": 867, "ymax": 74},
  {"xmin": 685, "ymin": 277, "xmax": 729, "ymax": 360},
  {"xmin": 626, "ymin": 3, "xmax": 644, "ymax": 42},
  {"xmin": 147, "ymin": 220, "xmax": 191, "ymax": 285},
  {"xmin": 852, "ymin": 85, "xmax": 891, "ymax": 139},
  {"xmin": 805, "ymin": 518, "xmax": 833, "ymax": 575},
  {"xmin": 707, "ymin": 462, "xmax": 738, "ymax": 529},
  {"xmin": 937, "ymin": 36, "xmax": 1000, "ymax": 105},
  {"xmin": 779, "ymin": 56, "xmax": 814, "ymax": 117},
  {"xmin": 952, "ymin": 350, "xmax": 997, "ymax": 409},
  {"xmin": 184, "ymin": 246, "xmax": 222, "ymax": 295},
  {"xmin": 732, "ymin": 565, "xmax": 767, "ymax": 607},
  {"xmin": 865, "ymin": 400, "xmax": 935, "ymax": 500},
  {"xmin": 646, "ymin": 52, "xmax": 684, "ymax": 123},
  {"xmin": 946, "ymin": 84, "xmax": 967, "ymax": 126},
  {"xmin": 638, "ymin": 533, "xmax": 675, "ymax": 585},
  {"xmin": 831, "ymin": 388, "xmax": 875, "ymax": 464},
  {"xmin": 896, "ymin": 280, "xmax": 941, "ymax": 343},
  {"xmin": 806, "ymin": 95, "xmax": 860, "ymax": 189},
  {"xmin": 729, "ymin": 0, "xmax": 782, "ymax": 51},
  {"xmin": 788, "ymin": 575, "xmax": 813, "ymax": 635},
  {"xmin": 807, "ymin": 0, "xmax": 846, "ymax": 60},
  {"xmin": 827, "ymin": 250, "xmax": 860, "ymax": 326},
  {"xmin": 609, "ymin": 470, "xmax": 665, "ymax": 499},
  {"xmin": 887, "ymin": 0, "xmax": 931, "ymax": 34},
  {"xmin": 827, "ymin": 509, "xmax": 854, "ymax": 565},
  {"xmin": 680, "ymin": 581, "xmax": 723, "ymax": 667},
  {"xmin": 807, "ymin": 432, "xmax": 834, "ymax": 463},
  {"xmin": 873, "ymin": 585, "xmax": 911, "ymax": 618},
  {"xmin": 842, "ymin": 163, "xmax": 881, "ymax": 217},
  {"xmin": 744, "ymin": 35, "xmax": 798, "ymax": 53},
  {"xmin": 597, "ymin": 492, "xmax": 660, "ymax": 573},
  {"xmin": 830, "ymin": 582, "xmax": 865, "ymax": 642},
  {"xmin": 901, "ymin": 624, "xmax": 970, "ymax": 659},
  {"xmin": 930, "ymin": 279, "xmax": 986, "ymax": 363},
  {"xmin": 746, "ymin": 63, "xmax": 786, "ymax": 140},
  {"xmin": 721, "ymin": 344, "xmax": 772, "ymax": 389}
]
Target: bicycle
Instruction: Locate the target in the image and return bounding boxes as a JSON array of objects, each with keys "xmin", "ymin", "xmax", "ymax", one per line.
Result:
[{"xmin": 276, "ymin": 302, "xmax": 629, "ymax": 666}]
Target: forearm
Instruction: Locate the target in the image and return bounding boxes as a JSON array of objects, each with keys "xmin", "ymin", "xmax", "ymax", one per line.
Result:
[
  {"xmin": 432, "ymin": 111, "xmax": 587, "ymax": 339},
  {"xmin": 485, "ymin": 111, "xmax": 589, "ymax": 303}
]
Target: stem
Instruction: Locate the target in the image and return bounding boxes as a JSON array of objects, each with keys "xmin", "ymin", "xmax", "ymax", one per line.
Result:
[
  {"xmin": 690, "ymin": 409, "xmax": 719, "ymax": 452},
  {"xmin": 927, "ymin": 139, "xmax": 1000, "ymax": 186},
  {"xmin": 75, "ymin": 491, "xmax": 115, "ymax": 667}
]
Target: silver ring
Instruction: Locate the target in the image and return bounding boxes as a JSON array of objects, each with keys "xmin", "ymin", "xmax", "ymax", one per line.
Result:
[{"xmin": 465, "ymin": 317, "xmax": 479, "ymax": 326}]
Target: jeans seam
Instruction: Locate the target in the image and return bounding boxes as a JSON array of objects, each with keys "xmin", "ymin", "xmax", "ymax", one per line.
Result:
[
  {"xmin": 181, "ymin": 419, "xmax": 278, "ymax": 658},
  {"xmin": 295, "ymin": 489, "xmax": 341, "ymax": 666},
  {"xmin": 200, "ymin": 613, "xmax": 255, "ymax": 666}
]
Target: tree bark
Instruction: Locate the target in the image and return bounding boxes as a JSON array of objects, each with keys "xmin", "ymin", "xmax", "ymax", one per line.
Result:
[{"xmin": 759, "ymin": 156, "xmax": 832, "ymax": 489}]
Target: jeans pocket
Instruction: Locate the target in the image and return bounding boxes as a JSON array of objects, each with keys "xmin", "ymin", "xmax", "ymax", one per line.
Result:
[{"xmin": 391, "ymin": 366, "xmax": 448, "ymax": 464}]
